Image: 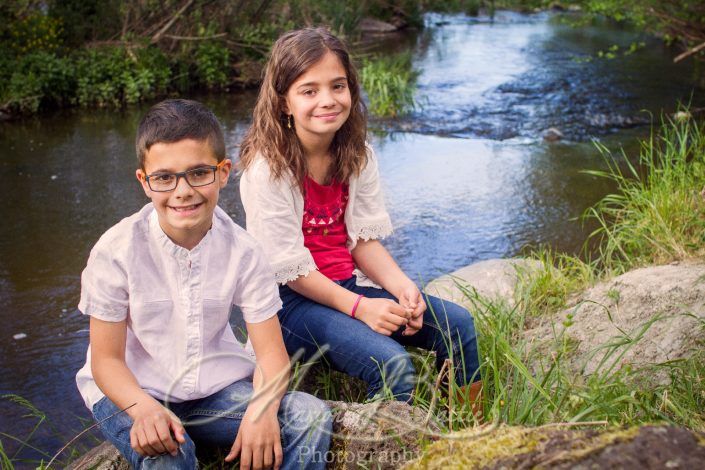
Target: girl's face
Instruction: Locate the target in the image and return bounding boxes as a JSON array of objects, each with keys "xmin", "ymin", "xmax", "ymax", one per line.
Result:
[{"xmin": 284, "ymin": 51, "xmax": 352, "ymax": 147}]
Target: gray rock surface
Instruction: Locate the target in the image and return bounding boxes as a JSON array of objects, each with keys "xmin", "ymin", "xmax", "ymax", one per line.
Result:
[
  {"xmin": 425, "ymin": 258, "xmax": 541, "ymax": 308},
  {"xmin": 525, "ymin": 262, "xmax": 705, "ymax": 377},
  {"xmin": 359, "ymin": 17, "xmax": 398, "ymax": 33}
]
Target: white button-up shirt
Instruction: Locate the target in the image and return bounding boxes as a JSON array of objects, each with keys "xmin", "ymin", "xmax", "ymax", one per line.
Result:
[{"xmin": 75, "ymin": 203, "xmax": 282, "ymax": 410}]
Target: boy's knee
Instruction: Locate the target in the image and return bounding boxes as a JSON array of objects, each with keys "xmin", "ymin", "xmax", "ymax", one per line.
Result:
[
  {"xmin": 140, "ymin": 442, "xmax": 196, "ymax": 470},
  {"xmin": 280, "ymin": 391, "xmax": 332, "ymax": 437}
]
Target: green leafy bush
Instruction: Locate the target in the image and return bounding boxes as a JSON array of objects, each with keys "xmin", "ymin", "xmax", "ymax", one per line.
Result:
[
  {"xmin": 74, "ymin": 45, "xmax": 171, "ymax": 107},
  {"xmin": 194, "ymin": 41, "xmax": 230, "ymax": 89},
  {"xmin": 1, "ymin": 51, "xmax": 75, "ymax": 114}
]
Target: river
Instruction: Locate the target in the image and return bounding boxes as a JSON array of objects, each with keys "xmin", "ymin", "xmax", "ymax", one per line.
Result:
[{"xmin": 0, "ymin": 10, "xmax": 701, "ymax": 463}]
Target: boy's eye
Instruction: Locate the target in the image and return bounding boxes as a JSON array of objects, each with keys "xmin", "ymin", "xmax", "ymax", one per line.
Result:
[
  {"xmin": 191, "ymin": 169, "xmax": 210, "ymax": 178},
  {"xmin": 153, "ymin": 174, "xmax": 174, "ymax": 182}
]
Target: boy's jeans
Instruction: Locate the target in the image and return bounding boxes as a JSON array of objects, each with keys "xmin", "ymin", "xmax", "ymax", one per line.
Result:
[
  {"xmin": 278, "ymin": 276, "xmax": 481, "ymax": 403},
  {"xmin": 92, "ymin": 380, "xmax": 332, "ymax": 469}
]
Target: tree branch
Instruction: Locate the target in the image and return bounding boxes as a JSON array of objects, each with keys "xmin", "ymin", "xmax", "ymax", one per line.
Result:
[
  {"xmin": 151, "ymin": 0, "xmax": 195, "ymax": 44},
  {"xmin": 674, "ymin": 40, "xmax": 705, "ymax": 63},
  {"xmin": 164, "ymin": 32, "xmax": 227, "ymax": 41}
]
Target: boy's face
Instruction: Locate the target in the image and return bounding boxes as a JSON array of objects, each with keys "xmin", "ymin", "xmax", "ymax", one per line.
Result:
[{"xmin": 136, "ymin": 139, "xmax": 231, "ymax": 249}]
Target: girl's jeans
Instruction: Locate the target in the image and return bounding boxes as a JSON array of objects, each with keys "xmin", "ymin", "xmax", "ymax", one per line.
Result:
[
  {"xmin": 92, "ymin": 380, "xmax": 332, "ymax": 469},
  {"xmin": 279, "ymin": 276, "xmax": 481, "ymax": 402}
]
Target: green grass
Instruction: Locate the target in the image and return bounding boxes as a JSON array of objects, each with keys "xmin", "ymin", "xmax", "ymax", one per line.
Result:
[
  {"xmin": 583, "ymin": 113, "xmax": 705, "ymax": 275},
  {"xmin": 302, "ymin": 108, "xmax": 705, "ymax": 435},
  {"xmin": 359, "ymin": 52, "xmax": 419, "ymax": 118}
]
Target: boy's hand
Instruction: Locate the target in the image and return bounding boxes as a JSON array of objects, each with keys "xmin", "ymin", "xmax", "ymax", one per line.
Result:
[
  {"xmin": 226, "ymin": 404, "xmax": 282, "ymax": 469},
  {"xmin": 129, "ymin": 397, "xmax": 186, "ymax": 457},
  {"xmin": 355, "ymin": 297, "xmax": 409, "ymax": 336},
  {"xmin": 398, "ymin": 283, "xmax": 426, "ymax": 336}
]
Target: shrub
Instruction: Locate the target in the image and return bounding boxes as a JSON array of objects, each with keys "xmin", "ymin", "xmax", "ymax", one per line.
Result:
[
  {"xmin": 74, "ymin": 45, "xmax": 171, "ymax": 107},
  {"xmin": 1, "ymin": 51, "xmax": 75, "ymax": 114}
]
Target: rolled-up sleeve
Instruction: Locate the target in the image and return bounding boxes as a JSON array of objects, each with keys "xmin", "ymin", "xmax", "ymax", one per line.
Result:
[
  {"xmin": 350, "ymin": 146, "xmax": 393, "ymax": 242},
  {"xmin": 232, "ymin": 241, "xmax": 283, "ymax": 323},
  {"xmin": 78, "ymin": 237, "xmax": 129, "ymax": 322},
  {"xmin": 240, "ymin": 160, "xmax": 317, "ymax": 284}
]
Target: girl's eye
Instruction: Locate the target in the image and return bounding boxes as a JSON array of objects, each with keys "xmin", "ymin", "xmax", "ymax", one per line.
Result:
[
  {"xmin": 302, "ymin": 89, "xmax": 316, "ymax": 96},
  {"xmin": 334, "ymin": 83, "xmax": 347, "ymax": 90}
]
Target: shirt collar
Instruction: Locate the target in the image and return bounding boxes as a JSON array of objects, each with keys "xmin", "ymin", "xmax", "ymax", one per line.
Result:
[{"xmin": 148, "ymin": 204, "xmax": 216, "ymax": 258}]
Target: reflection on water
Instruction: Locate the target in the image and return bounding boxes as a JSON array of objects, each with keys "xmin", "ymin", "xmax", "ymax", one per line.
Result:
[{"xmin": 0, "ymin": 10, "xmax": 700, "ymax": 459}]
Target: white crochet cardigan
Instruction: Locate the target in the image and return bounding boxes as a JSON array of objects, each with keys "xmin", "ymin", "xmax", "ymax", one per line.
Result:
[{"xmin": 239, "ymin": 146, "xmax": 393, "ymax": 285}]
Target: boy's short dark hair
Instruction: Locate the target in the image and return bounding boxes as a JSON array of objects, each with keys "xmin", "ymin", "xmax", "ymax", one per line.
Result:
[{"xmin": 136, "ymin": 99, "xmax": 226, "ymax": 168}]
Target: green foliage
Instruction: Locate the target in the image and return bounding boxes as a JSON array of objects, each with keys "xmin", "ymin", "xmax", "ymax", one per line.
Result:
[
  {"xmin": 6, "ymin": 10, "xmax": 64, "ymax": 55},
  {"xmin": 422, "ymin": 0, "xmax": 485, "ymax": 15},
  {"xmin": 194, "ymin": 41, "xmax": 231, "ymax": 89},
  {"xmin": 583, "ymin": 113, "xmax": 705, "ymax": 274},
  {"xmin": 0, "ymin": 51, "xmax": 75, "ymax": 114},
  {"xmin": 287, "ymin": 0, "xmax": 365, "ymax": 37},
  {"xmin": 360, "ymin": 52, "xmax": 419, "ymax": 118},
  {"xmin": 74, "ymin": 45, "xmax": 171, "ymax": 107},
  {"xmin": 574, "ymin": 0, "xmax": 705, "ymax": 64}
]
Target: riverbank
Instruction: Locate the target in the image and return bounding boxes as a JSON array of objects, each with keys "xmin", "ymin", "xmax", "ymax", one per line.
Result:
[
  {"xmin": 2, "ymin": 1, "xmax": 703, "ymax": 119},
  {"xmin": 1, "ymin": 8, "xmax": 702, "ymax": 466}
]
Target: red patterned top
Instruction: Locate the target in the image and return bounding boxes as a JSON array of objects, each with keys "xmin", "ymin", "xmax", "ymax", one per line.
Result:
[{"xmin": 302, "ymin": 176, "xmax": 355, "ymax": 281}]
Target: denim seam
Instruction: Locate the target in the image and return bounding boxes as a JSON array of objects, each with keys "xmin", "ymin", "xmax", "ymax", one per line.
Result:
[{"xmin": 185, "ymin": 409, "xmax": 245, "ymax": 419}]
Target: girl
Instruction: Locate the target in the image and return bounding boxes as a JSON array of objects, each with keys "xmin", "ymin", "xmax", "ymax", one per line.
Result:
[{"xmin": 239, "ymin": 27, "xmax": 481, "ymax": 407}]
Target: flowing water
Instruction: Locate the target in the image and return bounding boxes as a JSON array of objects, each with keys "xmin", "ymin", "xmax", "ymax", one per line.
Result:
[{"xmin": 0, "ymin": 10, "xmax": 701, "ymax": 461}]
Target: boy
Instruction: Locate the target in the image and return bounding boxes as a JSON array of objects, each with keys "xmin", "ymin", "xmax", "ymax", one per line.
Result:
[{"xmin": 75, "ymin": 99, "xmax": 331, "ymax": 469}]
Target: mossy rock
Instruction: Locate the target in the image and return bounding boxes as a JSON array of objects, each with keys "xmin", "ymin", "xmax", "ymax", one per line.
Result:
[
  {"xmin": 327, "ymin": 400, "xmax": 441, "ymax": 469},
  {"xmin": 403, "ymin": 424, "xmax": 705, "ymax": 469}
]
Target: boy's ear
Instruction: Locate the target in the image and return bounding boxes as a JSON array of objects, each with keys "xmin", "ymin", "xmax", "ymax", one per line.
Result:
[
  {"xmin": 218, "ymin": 159, "xmax": 233, "ymax": 188},
  {"xmin": 135, "ymin": 169, "xmax": 151, "ymax": 197}
]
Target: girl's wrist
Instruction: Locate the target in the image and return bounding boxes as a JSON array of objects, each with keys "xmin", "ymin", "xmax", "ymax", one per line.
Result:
[{"xmin": 351, "ymin": 294, "xmax": 364, "ymax": 319}]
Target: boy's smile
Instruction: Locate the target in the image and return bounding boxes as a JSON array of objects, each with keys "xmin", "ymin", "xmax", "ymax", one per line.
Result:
[{"xmin": 136, "ymin": 139, "xmax": 231, "ymax": 250}]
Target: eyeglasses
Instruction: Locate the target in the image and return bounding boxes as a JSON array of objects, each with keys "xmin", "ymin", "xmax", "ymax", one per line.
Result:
[{"xmin": 145, "ymin": 161, "xmax": 226, "ymax": 192}]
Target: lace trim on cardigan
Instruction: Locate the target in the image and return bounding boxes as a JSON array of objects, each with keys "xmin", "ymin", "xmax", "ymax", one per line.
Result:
[
  {"xmin": 274, "ymin": 256, "xmax": 318, "ymax": 285},
  {"xmin": 355, "ymin": 219, "xmax": 393, "ymax": 241}
]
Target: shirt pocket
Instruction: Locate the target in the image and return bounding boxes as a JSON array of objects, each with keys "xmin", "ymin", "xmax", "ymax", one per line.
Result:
[
  {"xmin": 202, "ymin": 297, "xmax": 232, "ymax": 342},
  {"xmin": 129, "ymin": 299, "xmax": 174, "ymax": 350}
]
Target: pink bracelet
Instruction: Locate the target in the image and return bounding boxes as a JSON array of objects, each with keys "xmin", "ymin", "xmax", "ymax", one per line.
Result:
[{"xmin": 351, "ymin": 294, "xmax": 364, "ymax": 319}]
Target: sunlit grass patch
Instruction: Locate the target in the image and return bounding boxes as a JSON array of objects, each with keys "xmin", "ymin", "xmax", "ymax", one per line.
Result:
[
  {"xmin": 359, "ymin": 52, "xmax": 419, "ymax": 118},
  {"xmin": 583, "ymin": 113, "xmax": 705, "ymax": 275}
]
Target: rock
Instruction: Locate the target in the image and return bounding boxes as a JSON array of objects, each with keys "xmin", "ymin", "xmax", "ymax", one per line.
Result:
[
  {"xmin": 68, "ymin": 401, "xmax": 439, "ymax": 469},
  {"xmin": 525, "ymin": 262, "xmax": 705, "ymax": 378},
  {"xmin": 67, "ymin": 441, "xmax": 128, "ymax": 469},
  {"xmin": 403, "ymin": 424, "xmax": 705, "ymax": 469},
  {"xmin": 425, "ymin": 258, "xmax": 542, "ymax": 309},
  {"xmin": 328, "ymin": 400, "xmax": 441, "ymax": 469},
  {"xmin": 359, "ymin": 17, "xmax": 398, "ymax": 33},
  {"xmin": 543, "ymin": 127, "xmax": 564, "ymax": 141}
]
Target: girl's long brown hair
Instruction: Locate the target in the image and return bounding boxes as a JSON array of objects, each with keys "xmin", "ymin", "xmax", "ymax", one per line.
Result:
[{"xmin": 238, "ymin": 27, "xmax": 368, "ymax": 189}]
